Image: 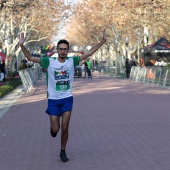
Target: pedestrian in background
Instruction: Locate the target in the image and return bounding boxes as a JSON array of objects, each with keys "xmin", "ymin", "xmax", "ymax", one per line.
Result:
[
  {"xmin": 83, "ymin": 59, "xmax": 88, "ymax": 79},
  {"xmin": 125, "ymin": 58, "xmax": 130, "ymax": 78},
  {"xmin": 86, "ymin": 58, "xmax": 92, "ymax": 78},
  {"xmin": 0, "ymin": 61, "xmax": 6, "ymax": 82}
]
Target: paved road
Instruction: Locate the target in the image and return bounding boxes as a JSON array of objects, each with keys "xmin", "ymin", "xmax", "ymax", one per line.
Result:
[{"xmin": 1, "ymin": 72, "xmax": 170, "ymax": 170}]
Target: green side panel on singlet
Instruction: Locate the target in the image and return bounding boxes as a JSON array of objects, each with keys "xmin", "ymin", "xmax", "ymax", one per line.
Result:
[
  {"xmin": 40, "ymin": 57, "xmax": 50, "ymax": 85},
  {"xmin": 40, "ymin": 57, "xmax": 50, "ymax": 97},
  {"xmin": 40, "ymin": 57, "xmax": 50, "ymax": 69},
  {"xmin": 72, "ymin": 56, "xmax": 80, "ymax": 67}
]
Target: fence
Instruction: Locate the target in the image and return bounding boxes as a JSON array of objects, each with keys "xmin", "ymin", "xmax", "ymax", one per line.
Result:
[
  {"xmin": 97, "ymin": 64, "xmax": 126, "ymax": 78},
  {"xmin": 129, "ymin": 66, "xmax": 170, "ymax": 89},
  {"xmin": 95, "ymin": 54, "xmax": 126, "ymax": 78},
  {"xmin": 18, "ymin": 64, "xmax": 42, "ymax": 93}
]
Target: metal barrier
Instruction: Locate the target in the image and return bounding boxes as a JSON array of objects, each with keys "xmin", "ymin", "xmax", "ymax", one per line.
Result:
[
  {"xmin": 18, "ymin": 65, "xmax": 42, "ymax": 93},
  {"xmin": 98, "ymin": 65, "xmax": 126, "ymax": 78},
  {"xmin": 129, "ymin": 66, "xmax": 170, "ymax": 89}
]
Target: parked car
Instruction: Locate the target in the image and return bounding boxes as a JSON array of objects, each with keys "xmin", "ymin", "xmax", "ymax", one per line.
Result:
[{"xmin": 74, "ymin": 65, "xmax": 82, "ymax": 77}]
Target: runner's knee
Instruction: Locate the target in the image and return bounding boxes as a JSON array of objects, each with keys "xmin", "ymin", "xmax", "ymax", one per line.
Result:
[
  {"xmin": 61, "ymin": 125, "xmax": 68, "ymax": 133},
  {"xmin": 51, "ymin": 126, "xmax": 60, "ymax": 133}
]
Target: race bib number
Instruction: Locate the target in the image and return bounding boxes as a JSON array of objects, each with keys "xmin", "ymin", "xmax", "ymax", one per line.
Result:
[
  {"xmin": 54, "ymin": 69, "xmax": 70, "ymax": 91},
  {"xmin": 56, "ymin": 81, "xmax": 70, "ymax": 91}
]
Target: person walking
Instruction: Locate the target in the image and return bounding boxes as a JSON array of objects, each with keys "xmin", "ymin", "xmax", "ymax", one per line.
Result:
[
  {"xmin": 0, "ymin": 61, "xmax": 6, "ymax": 82},
  {"xmin": 126, "ymin": 59, "xmax": 133, "ymax": 79},
  {"xmin": 125, "ymin": 58, "xmax": 130, "ymax": 79},
  {"xmin": 19, "ymin": 30, "xmax": 106, "ymax": 162},
  {"xmin": 83, "ymin": 59, "xmax": 88, "ymax": 78},
  {"xmin": 86, "ymin": 58, "xmax": 92, "ymax": 78}
]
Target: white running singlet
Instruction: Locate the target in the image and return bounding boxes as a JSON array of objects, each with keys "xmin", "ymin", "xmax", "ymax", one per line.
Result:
[{"xmin": 40, "ymin": 56, "xmax": 80, "ymax": 99}]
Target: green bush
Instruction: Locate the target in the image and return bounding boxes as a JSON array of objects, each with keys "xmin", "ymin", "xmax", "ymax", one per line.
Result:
[
  {"xmin": 0, "ymin": 76, "xmax": 22, "ymax": 98},
  {"xmin": 8, "ymin": 71, "xmax": 19, "ymax": 78}
]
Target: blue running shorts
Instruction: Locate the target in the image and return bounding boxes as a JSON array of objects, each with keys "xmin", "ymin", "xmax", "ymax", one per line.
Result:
[{"xmin": 46, "ymin": 96, "xmax": 73, "ymax": 116}]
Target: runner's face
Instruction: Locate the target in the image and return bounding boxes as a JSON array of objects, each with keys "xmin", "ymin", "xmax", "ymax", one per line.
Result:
[{"xmin": 57, "ymin": 43, "xmax": 69, "ymax": 59}]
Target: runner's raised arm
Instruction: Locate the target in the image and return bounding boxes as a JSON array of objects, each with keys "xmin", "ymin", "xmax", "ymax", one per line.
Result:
[
  {"xmin": 80, "ymin": 30, "xmax": 106, "ymax": 61},
  {"xmin": 19, "ymin": 33, "xmax": 40, "ymax": 63}
]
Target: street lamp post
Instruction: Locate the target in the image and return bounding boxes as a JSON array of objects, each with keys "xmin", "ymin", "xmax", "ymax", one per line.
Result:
[
  {"xmin": 144, "ymin": 29, "xmax": 149, "ymax": 65},
  {"xmin": 145, "ymin": 30, "xmax": 149, "ymax": 46},
  {"xmin": 115, "ymin": 40, "xmax": 118, "ymax": 77}
]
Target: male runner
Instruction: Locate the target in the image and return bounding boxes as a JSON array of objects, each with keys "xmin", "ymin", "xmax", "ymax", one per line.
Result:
[{"xmin": 19, "ymin": 30, "xmax": 106, "ymax": 162}]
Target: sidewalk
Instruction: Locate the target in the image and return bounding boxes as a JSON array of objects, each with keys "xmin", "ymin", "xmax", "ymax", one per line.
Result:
[
  {"xmin": 1, "ymin": 73, "xmax": 170, "ymax": 170},
  {"xmin": 0, "ymin": 85, "xmax": 25, "ymax": 119}
]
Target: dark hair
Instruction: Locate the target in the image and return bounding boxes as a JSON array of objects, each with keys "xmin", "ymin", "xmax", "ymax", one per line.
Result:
[{"xmin": 57, "ymin": 39, "xmax": 69, "ymax": 48}]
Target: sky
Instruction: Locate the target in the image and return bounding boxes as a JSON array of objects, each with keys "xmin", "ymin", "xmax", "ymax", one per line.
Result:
[{"xmin": 53, "ymin": 0, "xmax": 79, "ymax": 43}]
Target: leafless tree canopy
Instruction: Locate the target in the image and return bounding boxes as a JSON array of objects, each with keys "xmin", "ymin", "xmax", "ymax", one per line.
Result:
[
  {"xmin": 0, "ymin": 0, "xmax": 169, "ymax": 70},
  {"xmin": 65, "ymin": 0, "xmax": 170, "ymax": 46}
]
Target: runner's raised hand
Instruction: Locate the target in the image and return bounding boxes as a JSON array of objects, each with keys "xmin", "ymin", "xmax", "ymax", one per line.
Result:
[{"xmin": 19, "ymin": 33, "xmax": 25, "ymax": 45}]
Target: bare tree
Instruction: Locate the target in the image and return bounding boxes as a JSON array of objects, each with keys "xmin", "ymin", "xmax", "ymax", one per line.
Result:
[{"xmin": 0, "ymin": 0, "xmax": 70, "ymax": 71}]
